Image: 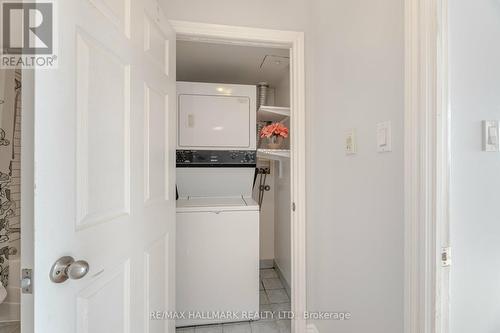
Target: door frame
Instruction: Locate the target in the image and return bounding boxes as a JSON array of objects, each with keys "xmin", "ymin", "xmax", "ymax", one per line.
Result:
[
  {"xmin": 169, "ymin": 20, "xmax": 307, "ymax": 333},
  {"xmin": 404, "ymin": 0, "xmax": 450, "ymax": 332},
  {"xmin": 21, "ymin": 69, "xmax": 35, "ymax": 333}
]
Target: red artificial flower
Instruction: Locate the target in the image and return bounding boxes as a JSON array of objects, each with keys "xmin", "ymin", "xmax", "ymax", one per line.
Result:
[{"xmin": 260, "ymin": 123, "xmax": 289, "ymax": 138}]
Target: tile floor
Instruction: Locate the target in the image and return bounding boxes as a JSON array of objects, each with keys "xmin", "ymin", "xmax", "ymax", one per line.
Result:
[{"xmin": 176, "ymin": 268, "xmax": 291, "ymax": 333}]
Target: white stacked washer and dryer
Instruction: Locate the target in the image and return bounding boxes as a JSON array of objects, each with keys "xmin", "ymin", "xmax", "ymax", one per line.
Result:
[{"xmin": 175, "ymin": 82, "xmax": 260, "ymax": 327}]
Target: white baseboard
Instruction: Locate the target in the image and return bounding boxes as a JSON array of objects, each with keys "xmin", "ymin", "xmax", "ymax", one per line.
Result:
[
  {"xmin": 273, "ymin": 260, "xmax": 291, "ymax": 297},
  {"xmin": 307, "ymin": 323, "xmax": 319, "ymax": 333}
]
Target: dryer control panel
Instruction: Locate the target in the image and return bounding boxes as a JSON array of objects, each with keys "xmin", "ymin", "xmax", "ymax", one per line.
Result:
[{"xmin": 176, "ymin": 150, "xmax": 256, "ymax": 168}]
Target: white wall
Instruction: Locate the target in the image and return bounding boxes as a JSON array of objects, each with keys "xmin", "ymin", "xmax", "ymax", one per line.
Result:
[
  {"xmin": 163, "ymin": 0, "xmax": 309, "ymax": 31},
  {"xmin": 255, "ymin": 73, "xmax": 291, "ymax": 272},
  {"xmin": 254, "ymin": 160, "xmax": 275, "ymax": 262},
  {"xmin": 449, "ymin": 1, "xmax": 500, "ymax": 332},
  {"xmin": 306, "ymin": 0, "xmax": 405, "ymax": 332},
  {"xmin": 274, "ymin": 72, "xmax": 291, "ymax": 285},
  {"xmin": 275, "ymin": 69, "xmax": 290, "ymax": 108},
  {"xmin": 274, "ymin": 160, "xmax": 291, "ymax": 286}
]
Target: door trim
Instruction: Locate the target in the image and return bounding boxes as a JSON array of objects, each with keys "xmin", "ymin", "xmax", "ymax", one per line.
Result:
[
  {"xmin": 21, "ymin": 68, "xmax": 35, "ymax": 333},
  {"xmin": 170, "ymin": 20, "xmax": 307, "ymax": 333},
  {"xmin": 404, "ymin": 0, "xmax": 450, "ymax": 332}
]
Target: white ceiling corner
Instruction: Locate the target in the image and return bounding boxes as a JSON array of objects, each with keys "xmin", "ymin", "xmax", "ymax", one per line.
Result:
[{"xmin": 176, "ymin": 40, "xmax": 290, "ymax": 87}]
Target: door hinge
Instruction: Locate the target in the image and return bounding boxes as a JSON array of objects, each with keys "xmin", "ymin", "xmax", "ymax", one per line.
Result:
[
  {"xmin": 292, "ymin": 202, "xmax": 296, "ymax": 212},
  {"xmin": 21, "ymin": 268, "xmax": 33, "ymax": 294},
  {"xmin": 441, "ymin": 247, "xmax": 451, "ymax": 267}
]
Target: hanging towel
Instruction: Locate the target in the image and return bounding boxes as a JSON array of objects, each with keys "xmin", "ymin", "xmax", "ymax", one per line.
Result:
[{"xmin": 0, "ymin": 283, "xmax": 7, "ymax": 303}]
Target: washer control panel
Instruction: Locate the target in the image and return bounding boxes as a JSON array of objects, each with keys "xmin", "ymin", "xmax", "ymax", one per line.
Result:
[{"xmin": 176, "ymin": 150, "xmax": 256, "ymax": 167}]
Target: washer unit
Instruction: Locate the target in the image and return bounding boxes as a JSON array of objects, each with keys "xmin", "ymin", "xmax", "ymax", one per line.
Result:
[
  {"xmin": 176, "ymin": 82, "xmax": 259, "ymax": 327},
  {"xmin": 176, "ymin": 150, "xmax": 260, "ymax": 327}
]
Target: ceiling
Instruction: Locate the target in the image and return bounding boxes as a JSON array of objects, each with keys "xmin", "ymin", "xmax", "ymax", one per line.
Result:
[{"xmin": 176, "ymin": 40, "xmax": 290, "ymax": 87}]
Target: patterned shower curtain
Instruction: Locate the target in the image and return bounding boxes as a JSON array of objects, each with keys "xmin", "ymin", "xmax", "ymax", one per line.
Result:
[{"xmin": 0, "ymin": 70, "xmax": 21, "ymax": 287}]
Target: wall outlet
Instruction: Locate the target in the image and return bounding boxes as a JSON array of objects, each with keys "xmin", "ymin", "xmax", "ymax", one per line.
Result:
[{"xmin": 345, "ymin": 129, "xmax": 357, "ymax": 155}]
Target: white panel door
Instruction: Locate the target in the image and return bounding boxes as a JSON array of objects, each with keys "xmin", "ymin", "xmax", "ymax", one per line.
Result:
[{"xmin": 33, "ymin": 0, "xmax": 176, "ymax": 332}]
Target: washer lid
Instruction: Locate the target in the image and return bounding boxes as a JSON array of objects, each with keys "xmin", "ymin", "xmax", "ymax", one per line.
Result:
[
  {"xmin": 180, "ymin": 196, "xmax": 246, "ymax": 207},
  {"xmin": 176, "ymin": 196, "xmax": 259, "ymax": 212}
]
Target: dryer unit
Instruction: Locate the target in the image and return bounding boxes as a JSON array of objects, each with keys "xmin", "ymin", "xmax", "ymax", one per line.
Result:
[{"xmin": 177, "ymin": 82, "xmax": 257, "ymax": 150}]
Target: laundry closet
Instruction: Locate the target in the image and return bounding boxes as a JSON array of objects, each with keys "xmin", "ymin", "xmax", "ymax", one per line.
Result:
[{"xmin": 175, "ymin": 40, "xmax": 292, "ymax": 330}]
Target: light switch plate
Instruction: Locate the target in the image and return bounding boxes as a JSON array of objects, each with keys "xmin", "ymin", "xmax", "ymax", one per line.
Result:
[
  {"xmin": 345, "ymin": 129, "xmax": 357, "ymax": 155},
  {"xmin": 483, "ymin": 120, "xmax": 499, "ymax": 152},
  {"xmin": 377, "ymin": 121, "xmax": 392, "ymax": 152}
]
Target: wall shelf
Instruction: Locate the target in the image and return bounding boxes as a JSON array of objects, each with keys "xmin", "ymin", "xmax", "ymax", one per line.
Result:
[
  {"xmin": 257, "ymin": 106, "xmax": 290, "ymax": 122},
  {"xmin": 257, "ymin": 149, "xmax": 290, "ymax": 160},
  {"xmin": 257, "ymin": 149, "xmax": 290, "ymax": 178}
]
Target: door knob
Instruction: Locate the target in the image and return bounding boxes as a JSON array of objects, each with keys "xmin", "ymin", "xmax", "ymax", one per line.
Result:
[{"xmin": 50, "ymin": 256, "xmax": 89, "ymax": 283}]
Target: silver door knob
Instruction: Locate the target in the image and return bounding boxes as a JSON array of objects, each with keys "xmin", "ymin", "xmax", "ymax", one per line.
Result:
[{"xmin": 50, "ymin": 256, "xmax": 89, "ymax": 283}]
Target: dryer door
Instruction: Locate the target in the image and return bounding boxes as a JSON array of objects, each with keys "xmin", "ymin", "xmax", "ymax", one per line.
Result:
[{"xmin": 178, "ymin": 94, "xmax": 251, "ymax": 148}]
